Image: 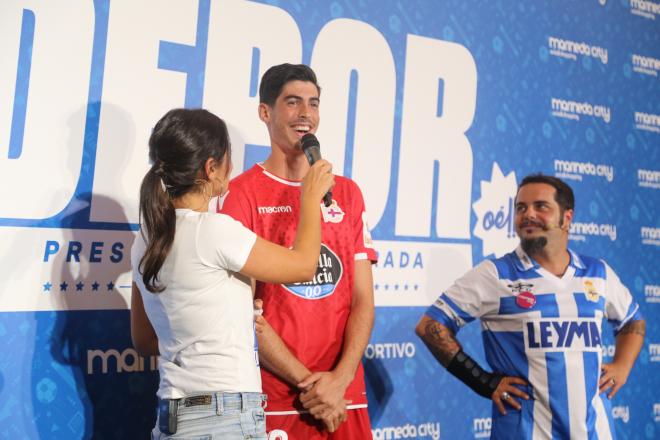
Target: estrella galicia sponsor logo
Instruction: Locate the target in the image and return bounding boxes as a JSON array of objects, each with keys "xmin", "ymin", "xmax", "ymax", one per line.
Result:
[
  {"xmin": 87, "ymin": 348, "xmax": 158, "ymax": 374},
  {"xmin": 551, "ymin": 98, "xmax": 611, "ymax": 123},
  {"xmin": 602, "ymin": 344, "xmax": 616, "ymax": 360},
  {"xmin": 646, "ymin": 285, "xmax": 660, "ymax": 303},
  {"xmin": 555, "ymin": 159, "xmax": 613, "ymax": 182},
  {"xmin": 641, "ymin": 227, "xmax": 660, "ymax": 246},
  {"xmin": 472, "ymin": 163, "xmax": 518, "ymax": 257},
  {"xmin": 364, "ymin": 342, "xmax": 416, "ymax": 360},
  {"xmin": 612, "ymin": 405, "xmax": 630, "ymax": 423},
  {"xmin": 569, "ymin": 222, "xmax": 617, "ymax": 242},
  {"xmin": 283, "ymin": 244, "xmax": 342, "ymax": 299},
  {"xmin": 649, "ymin": 343, "xmax": 660, "ymax": 362},
  {"xmin": 372, "ymin": 422, "xmax": 440, "ymax": 440},
  {"xmin": 523, "ymin": 319, "xmax": 602, "ymax": 352},
  {"xmin": 635, "ymin": 111, "xmax": 660, "ymax": 133},
  {"xmin": 473, "ymin": 417, "xmax": 491, "ymax": 439},
  {"xmin": 638, "ymin": 169, "xmax": 660, "ymax": 189},
  {"xmin": 632, "ymin": 54, "xmax": 660, "ymax": 76},
  {"xmin": 654, "ymin": 403, "xmax": 660, "ymax": 422},
  {"xmin": 548, "ymin": 36, "xmax": 608, "ymax": 64},
  {"xmin": 257, "ymin": 205, "xmax": 292, "ymax": 215},
  {"xmin": 630, "ymin": 0, "xmax": 660, "ymax": 19}
]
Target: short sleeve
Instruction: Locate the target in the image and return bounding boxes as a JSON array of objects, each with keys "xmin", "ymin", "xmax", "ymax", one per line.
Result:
[
  {"xmin": 130, "ymin": 230, "xmax": 147, "ymax": 291},
  {"xmin": 424, "ymin": 260, "xmax": 496, "ymax": 334},
  {"xmin": 603, "ymin": 261, "xmax": 643, "ymax": 334},
  {"xmin": 196, "ymin": 214, "xmax": 257, "ymax": 273},
  {"xmin": 349, "ymin": 181, "xmax": 377, "ymax": 263}
]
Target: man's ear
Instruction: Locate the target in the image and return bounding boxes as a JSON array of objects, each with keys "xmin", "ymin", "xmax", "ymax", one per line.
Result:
[
  {"xmin": 562, "ymin": 209, "xmax": 574, "ymax": 230},
  {"xmin": 258, "ymin": 103, "xmax": 270, "ymax": 123}
]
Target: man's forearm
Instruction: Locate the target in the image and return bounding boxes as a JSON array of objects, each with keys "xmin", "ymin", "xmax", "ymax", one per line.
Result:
[
  {"xmin": 613, "ymin": 319, "xmax": 645, "ymax": 370},
  {"xmin": 334, "ymin": 260, "xmax": 375, "ymax": 382},
  {"xmin": 415, "ymin": 315, "xmax": 462, "ymax": 367},
  {"xmin": 334, "ymin": 295, "xmax": 374, "ymax": 381},
  {"xmin": 257, "ymin": 318, "xmax": 311, "ymax": 387}
]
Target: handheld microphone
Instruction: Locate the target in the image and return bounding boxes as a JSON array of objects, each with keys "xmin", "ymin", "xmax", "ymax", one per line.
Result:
[{"xmin": 301, "ymin": 133, "xmax": 332, "ymax": 207}]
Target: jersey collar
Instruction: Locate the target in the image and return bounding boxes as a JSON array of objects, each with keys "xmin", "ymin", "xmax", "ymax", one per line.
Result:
[
  {"xmin": 514, "ymin": 246, "xmax": 539, "ymax": 271},
  {"xmin": 513, "ymin": 245, "xmax": 585, "ymax": 271},
  {"xmin": 257, "ymin": 163, "xmax": 302, "ymax": 187}
]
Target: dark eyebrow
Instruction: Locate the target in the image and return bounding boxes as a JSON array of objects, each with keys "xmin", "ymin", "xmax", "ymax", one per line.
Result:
[{"xmin": 282, "ymin": 95, "xmax": 320, "ymax": 103}]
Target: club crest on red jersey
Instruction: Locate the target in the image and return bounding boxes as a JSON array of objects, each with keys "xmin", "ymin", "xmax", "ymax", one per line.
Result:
[
  {"xmin": 321, "ymin": 200, "xmax": 345, "ymax": 223},
  {"xmin": 283, "ymin": 244, "xmax": 343, "ymax": 300}
]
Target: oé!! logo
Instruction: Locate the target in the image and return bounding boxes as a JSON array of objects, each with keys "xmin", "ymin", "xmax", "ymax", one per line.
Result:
[
  {"xmin": 283, "ymin": 244, "xmax": 343, "ymax": 299},
  {"xmin": 472, "ymin": 163, "xmax": 518, "ymax": 257}
]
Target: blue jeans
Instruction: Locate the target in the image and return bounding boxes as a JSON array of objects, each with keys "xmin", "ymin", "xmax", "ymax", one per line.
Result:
[{"xmin": 152, "ymin": 392, "xmax": 267, "ymax": 440}]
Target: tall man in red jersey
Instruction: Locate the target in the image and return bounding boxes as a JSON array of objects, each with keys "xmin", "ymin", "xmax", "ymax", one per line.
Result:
[{"xmin": 219, "ymin": 64, "xmax": 377, "ymax": 439}]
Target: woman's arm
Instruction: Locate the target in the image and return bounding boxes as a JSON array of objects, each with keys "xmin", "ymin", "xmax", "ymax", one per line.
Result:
[{"xmin": 130, "ymin": 283, "xmax": 159, "ymax": 356}]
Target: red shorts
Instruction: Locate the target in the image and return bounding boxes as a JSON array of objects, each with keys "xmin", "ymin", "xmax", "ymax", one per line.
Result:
[{"xmin": 265, "ymin": 406, "xmax": 371, "ymax": 440}]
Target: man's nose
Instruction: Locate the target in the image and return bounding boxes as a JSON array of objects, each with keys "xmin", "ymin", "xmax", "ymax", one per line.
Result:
[{"xmin": 298, "ymin": 102, "xmax": 311, "ymax": 118}]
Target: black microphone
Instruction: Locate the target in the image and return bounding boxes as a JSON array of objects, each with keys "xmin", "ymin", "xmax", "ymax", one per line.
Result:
[{"xmin": 301, "ymin": 133, "xmax": 332, "ymax": 207}]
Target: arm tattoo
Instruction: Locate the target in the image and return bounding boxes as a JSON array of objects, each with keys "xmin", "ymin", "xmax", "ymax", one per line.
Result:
[
  {"xmin": 422, "ymin": 320, "xmax": 462, "ymax": 367},
  {"xmin": 618, "ymin": 319, "xmax": 646, "ymax": 337}
]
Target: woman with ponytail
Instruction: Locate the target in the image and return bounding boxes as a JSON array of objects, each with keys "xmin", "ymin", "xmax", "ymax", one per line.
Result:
[{"xmin": 129, "ymin": 108, "xmax": 333, "ymax": 439}]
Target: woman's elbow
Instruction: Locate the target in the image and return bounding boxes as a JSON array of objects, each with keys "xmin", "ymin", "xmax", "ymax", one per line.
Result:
[{"xmin": 132, "ymin": 335, "xmax": 158, "ymax": 357}]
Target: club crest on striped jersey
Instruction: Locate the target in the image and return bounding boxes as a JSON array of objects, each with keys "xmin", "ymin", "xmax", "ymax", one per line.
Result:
[
  {"xmin": 584, "ymin": 280, "xmax": 599, "ymax": 302},
  {"xmin": 509, "ymin": 282, "xmax": 536, "ymax": 309},
  {"xmin": 283, "ymin": 244, "xmax": 343, "ymax": 300},
  {"xmin": 321, "ymin": 200, "xmax": 345, "ymax": 223}
]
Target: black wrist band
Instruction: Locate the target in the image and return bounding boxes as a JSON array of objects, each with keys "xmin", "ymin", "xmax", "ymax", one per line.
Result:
[{"xmin": 446, "ymin": 350, "xmax": 503, "ymax": 398}]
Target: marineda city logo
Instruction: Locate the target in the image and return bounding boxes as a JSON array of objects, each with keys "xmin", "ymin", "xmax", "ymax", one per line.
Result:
[
  {"xmin": 87, "ymin": 348, "xmax": 158, "ymax": 374},
  {"xmin": 638, "ymin": 169, "xmax": 660, "ymax": 189},
  {"xmin": 641, "ymin": 227, "xmax": 660, "ymax": 246},
  {"xmin": 569, "ymin": 222, "xmax": 617, "ymax": 242},
  {"xmin": 473, "ymin": 417, "xmax": 491, "ymax": 439},
  {"xmin": 632, "ymin": 54, "xmax": 660, "ymax": 77},
  {"xmin": 548, "ymin": 37, "xmax": 608, "ymax": 64},
  {"xmin": 551, "ymin": 98, "xmax": 611, "ymax": 123},
  {"xmin": 646, "ymin": 285, "xmax": 660, "ymax": 304},
  {"xmin": 630, "ymin": 0, "xmax": 660, "ymax": 20},
  {"xmin": 554, "ymin": 159, "xmax": 614, "ymax": 183},
  {"xmin": 635, "ymin": 112, "xmax": 660, "ymax": 133},
  {"xmin": 612, "ymin": 406, "xmax": 630, "ymax": 424},
  {"xmin": 650, "ymin": 343, "xmax": 660, "ymax": 362},
  {"xmin": 372, "ymin": 422, "xmax": 440, "ymax": 440}
]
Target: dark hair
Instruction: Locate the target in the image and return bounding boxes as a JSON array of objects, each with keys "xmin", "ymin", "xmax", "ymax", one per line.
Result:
[
  {"xmin": 517, "ymin": 174, "xmax": 575, "ymax": 213},
  {"xmin": 139, "ymin": 108, "xmax": 230, "ymax": 292},
  {"xmin": 259, "ymin": 63, "xmax": 321, "ymax": 106}
]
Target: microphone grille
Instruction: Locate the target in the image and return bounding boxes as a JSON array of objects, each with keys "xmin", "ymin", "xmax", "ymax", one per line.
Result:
[{"xmin": 301, "ymin": 133, "xmax": 319, "ymax": 151}]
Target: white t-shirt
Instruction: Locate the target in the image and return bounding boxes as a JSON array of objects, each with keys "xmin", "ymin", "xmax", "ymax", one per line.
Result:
[{"xmin": 131, "ymin": 209, "xmax": 258, "ymax": 399}]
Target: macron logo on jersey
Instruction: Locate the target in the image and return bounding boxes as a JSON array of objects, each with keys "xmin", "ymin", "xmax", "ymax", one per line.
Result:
[
  {"xmin": 524, "ymin": 319, "xmax": 602, "ymax": 352},
  {"xmin": 257, "ymin": 205, "xmax": 293, "ymax": 215}
]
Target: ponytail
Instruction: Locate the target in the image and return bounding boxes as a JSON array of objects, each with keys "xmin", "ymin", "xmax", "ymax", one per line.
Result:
[{"xmin": 139, "ymin": 164, "xmax": 175, "ymax": 293}]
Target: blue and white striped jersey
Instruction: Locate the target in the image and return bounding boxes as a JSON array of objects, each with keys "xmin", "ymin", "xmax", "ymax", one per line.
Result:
[{"xmin": 425, "ymin": 246, "xmax": 642, "ymax": 440}]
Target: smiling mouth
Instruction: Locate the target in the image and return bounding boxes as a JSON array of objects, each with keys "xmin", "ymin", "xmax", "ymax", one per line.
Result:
[{"xmin": 292, "ymin": 124, "xmax": 312, "ymax": 136}]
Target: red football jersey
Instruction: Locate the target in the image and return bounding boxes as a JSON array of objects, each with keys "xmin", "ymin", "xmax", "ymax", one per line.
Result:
[{"xmin": 219, "ymin": 164, "xmax": 377, "ymax": 411}]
